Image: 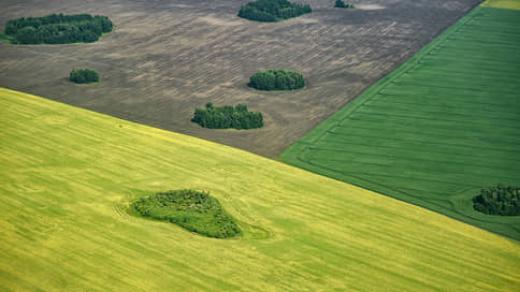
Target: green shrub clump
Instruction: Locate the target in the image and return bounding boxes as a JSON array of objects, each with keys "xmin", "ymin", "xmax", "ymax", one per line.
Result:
[
  {"xmin": 249, "ymin": 69, "xmax": 305, "ymax": 91},
  {"xmin": 3, "ymin": 13, "xmax": 113, "ymax": 44},
  {"xmin": 473, "ymin": 185, "xmax": 520, "ymax": 216},
  {"xmin": 69, "ymin": 69, "xmax": 99, "ymax": 84},
  {"xmin": 192, "ymin": 103, "xmax": 263, "ymax": 130},
  {"xmin": 238, "ymin": 0, "xmax": 312, "ymax": 22},
  {"xmin": 132, "ymin": 190, "xmax": 242, "ymax": 238},
  {"xmin": 335, "ymin": 0, "xmax": 355, "ymax": 8}
]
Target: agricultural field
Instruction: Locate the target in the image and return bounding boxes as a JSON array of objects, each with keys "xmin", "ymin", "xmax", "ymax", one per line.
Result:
[
  {"xmin": 1, "ymin": 88, "xmax": 520, "ymax": 291},
  {"xmin": 0, "ymin": 0, "xmax": 481, "ymax": 158},
  {"xmin": 282, "ymin": 5, "xmax": 520, "ymax": 240},
  {"xmin": 482, "ymin": 0, "xmax": 520, "ymax": 9}
]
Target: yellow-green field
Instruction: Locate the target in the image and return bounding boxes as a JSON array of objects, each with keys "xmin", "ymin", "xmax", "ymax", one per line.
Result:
[
  {"xmin": 482, "ymin": 0, "xmax": 520, "ymax": 9},
  {"xmin": 1, "ymin": 88, "xmax": 519, "ymax": 291}
]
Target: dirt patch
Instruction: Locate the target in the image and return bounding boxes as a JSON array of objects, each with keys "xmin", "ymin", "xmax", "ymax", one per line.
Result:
[
  {"xmin": 356, "ymin": 4, "xmax": 386, "ymax": 10},
  {"xmin": 0, "ymin": 0, "xmax": 482, "ymax": 158},
  {"xmin": 198, "ymin": 15, "xmax": 244, "ymax": 27}
]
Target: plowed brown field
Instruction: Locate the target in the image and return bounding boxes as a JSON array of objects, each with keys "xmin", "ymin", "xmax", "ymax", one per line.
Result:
[{"xmin": 0, "ymin": 0, "xmax": 481, "ymax": 157}]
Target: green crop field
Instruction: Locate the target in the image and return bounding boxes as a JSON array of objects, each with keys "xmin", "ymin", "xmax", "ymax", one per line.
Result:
[
  {"xmin": 1, "ymin": 88, "xmax": 519, "ymax": 291},
  {"xmin": 282, "ymin": 5, "xmax": 520, "ymax": 241},
  {"xmin": 482, "ymin": 0, "xmax": 520, "ymax": 9}
]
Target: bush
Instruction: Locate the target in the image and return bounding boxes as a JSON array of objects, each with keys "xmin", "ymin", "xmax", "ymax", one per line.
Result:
[
  {"xmin": 131, "ymin": 190, "xmax": 242, "ymax": 238},
  {"xmin": 238, "ymin": 0, "xmax": 312, "ymax": 22},
  {"xmin": 4, "ymin": 13, "xmax": 113, "ymax": 44},
  {"xmin": 473, "ymin": 185, "xmax": 520, "ymax": 216},
  {"xmin": 249, "ymin": 69, "xmax": 305, "ymax": 91},
  {"xmin": 69, "ymin": 68, "xmax": 99, "ymax": 84},
  {"xmin": 192, "ymin": 103, "xmax": 263, "ymax": 130},
  {"xmin": 335, "ymin": 0, "xmax": 355, "ymax": 8}
]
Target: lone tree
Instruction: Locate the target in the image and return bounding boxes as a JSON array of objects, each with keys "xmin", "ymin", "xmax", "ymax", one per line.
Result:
[
  {"xmin": 249, "ymin": 69, "xmax": 305, "ymax": 91},
  {"xmin": 69, "ymin": 68, "xmax": 99, "ymax": 84},
  {"xmin": 238, "ymin": 0, "xmax": 312, "ymax": 22},
  {"xmin": 3, "ymin": 13, "xmax": 113, "ymax": 45}
]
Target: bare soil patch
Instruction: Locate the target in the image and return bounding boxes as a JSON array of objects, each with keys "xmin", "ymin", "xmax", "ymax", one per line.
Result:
[
  {"xmin": 0, "ymin": 0, "xmax": 481, "ymax": 157},
  {"xmin": 356, "ymin": 4, "xmax": 386, "ymax": 10}
]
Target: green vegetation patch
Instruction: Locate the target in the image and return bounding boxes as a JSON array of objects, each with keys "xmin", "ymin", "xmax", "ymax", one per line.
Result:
[
  {"xmin": 473, "ymin": 186, "xmax": 520, "ymax": 216},
  {"xmin": 69, "ymin": 68, "xmax": 99, "ymax": 84},
  {"xmin": 192, "ymin": 102, "xmax": 263, "ymax": 130},
  {"xmin": 238, "ymin": 0, "xmax": 312, "ymax": 22},
  {"xmin": 249, "ymin": 69, "xmax": 305, "ymax": 91},
  {"xmin": 132, "ymin": 190, "xmax": 241, "ymax": 238},
  {"xmin": 0, "ymin": 32, "xmax": 14, "ymax": 43},
  {"xmin": 2, "ymin": 13, "xmax": 113, "ymax": 45},
  {"xmin": 281, "ymin": 7, "xmax": 520, "ymax": 240},
  {"xmin": 335, "ymin": 0, "xmax": 355, "ymax": 9}
]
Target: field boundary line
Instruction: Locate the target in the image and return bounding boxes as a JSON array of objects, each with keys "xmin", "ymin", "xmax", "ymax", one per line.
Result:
[{"xmin": 280, "ymin": 7, "xmax": 482, "ymax": 162}]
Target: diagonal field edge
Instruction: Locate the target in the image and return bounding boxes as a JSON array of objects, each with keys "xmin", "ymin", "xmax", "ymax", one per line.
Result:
[
  {"xmin": 281, "ymin": 6, "xmax": 520, "ymax": 241},
  {"xmin": 3, "ymin": 87, "xmax": 520, "ymax": 291}
]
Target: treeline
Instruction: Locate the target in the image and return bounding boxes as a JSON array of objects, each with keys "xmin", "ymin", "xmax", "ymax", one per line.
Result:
[
  {"xmin": 192, "ymin": 103, "xmax": 263, "ymax": 130},
  {"xmin": 335, "ymin": 0, "xmax": 355, "ymax": 9},
  {"xmin": 4, "ymin": 13, "xmax": 113, "ymax": 44},
  {"xmin": 69, "ymin": 68, "xmax": 99, "ymax": 84},
  {"xmin": 249, "ymin": 69, "xmax": 305, "ymax": 90},
  {"xmin": 132, "ymin": 190, "xmax": 242, "ymax": 239},
  {"xmin": 238, "ymin": 0, "xmax": 312, "ymax": 22},
  {"xmin": 473, "ymin": 185, "xmax": 520, "ymax": 216}
]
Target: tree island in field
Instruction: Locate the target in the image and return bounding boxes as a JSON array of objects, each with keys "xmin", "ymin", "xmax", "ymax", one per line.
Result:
[
  {"xmin": 1, "ymin": 13, "xmax": 113, "ymax": 44},
  {"xmin": 132, "ymin": 190, "xmax": 241, "ymax": 238},
  {"xmin": 473, "ymin": 185, "xmax": 520, "ymax": 216},
  {"xmin": 249, "ymin": 69, "xmax": 305, "ymax": 91},
  {"xmin": 192, "ymin": 103, "xmax": 263, "ymax": 130},
  {"xmin": 69, "ymin": 68, "xmax": 99, "ymax": 84},
  {"xmin": 335, "ymin": 0, "xmax": 355, "ymax": 9},
  {"xmin": 238, "ymin": 0, "xmax": 312, "ymax": 22}
]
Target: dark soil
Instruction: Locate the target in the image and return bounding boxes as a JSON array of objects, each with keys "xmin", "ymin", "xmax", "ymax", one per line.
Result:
[{"xmin": 0, "ymin": 0, "xmax": 482, "ymax": 158}]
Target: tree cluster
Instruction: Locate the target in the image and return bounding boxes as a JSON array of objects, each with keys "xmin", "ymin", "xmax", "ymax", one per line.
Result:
[
  {"xmin": 192, "ymin": 103, "xmax": 264, "ymax": 130},
  {"xmin": 132, "ymin": 189, "xmax": 242, "ymax": 238},
  {"xmin": 238, "ymin": 0, "xmax": 312, "ymax": 22},
  {"xmin": 69, "ymin": 69, "xmax": 99, "ymax": 84},
  {"xmin": 249, "ymin": 69, "xmax": 305, "ymax": 91},
  {"xmin": 335, "ymin": 0, "xmax": 355, "ymax": 9},
  {"xmin": 4, "ymin": 13, "xmax": 113, "ymax": 44},
  {"xmin": 473, "ymin": 185, "xmax": 520, "ymax": 216}
]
